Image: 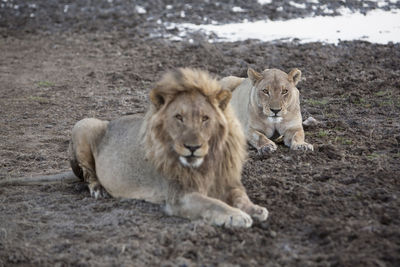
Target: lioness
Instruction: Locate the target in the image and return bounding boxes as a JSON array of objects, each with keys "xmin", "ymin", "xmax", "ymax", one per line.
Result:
[
  {"xmin": 69, "ymin": 68, "xmax": 268, "ymax": 228},
  {"xmin": 220, "ymin": 68, "xmax": 313, "ymax": 154}
]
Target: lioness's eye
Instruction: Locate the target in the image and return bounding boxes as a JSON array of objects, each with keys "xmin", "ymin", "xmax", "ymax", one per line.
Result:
[
  {"xmin": 175, "ymin": 114, "xmax": 183, "ymax": 121},
  {"xmin": 262, "ymin": 89, "xmax": 269, "ymax": 95},
  {"xmin": 282, "ymin": 89, "xmax": 288, "ymax": 95},
  {"xmin": 202, "ymin": 115, "xmax": 209, "ymax": 122}
]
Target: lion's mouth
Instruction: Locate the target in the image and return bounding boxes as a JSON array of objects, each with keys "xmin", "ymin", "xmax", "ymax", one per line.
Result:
[{"xmin": 179, "ymin": 156, "xmax": 204, "ymax": 168}]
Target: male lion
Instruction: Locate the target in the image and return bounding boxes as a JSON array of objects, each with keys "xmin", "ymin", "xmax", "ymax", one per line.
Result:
[
  {"xmin": 220, "ymin": 68, "xmax": 313, "ymax": 154},
  {"xmin": 69, "ymin": 68, "xmax": 268, "ymax": 228}
]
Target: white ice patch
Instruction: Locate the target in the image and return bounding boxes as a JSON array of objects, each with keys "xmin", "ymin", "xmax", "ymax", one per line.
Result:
[
  {"xmin": 173, "ymin": 9, "xmax": 400, "ymax": 44},
  {"xmin": 320, "ymin": 4, "xmax": 334, "ymax": 14},
  {"xmin": 232, "ymin": 6, "xmax": 245, "ymax": 12},
  {"xmin": 257, "ymin": 0, "xmax": 272, "ymax": 5},
  {"xmin": 135, "ymin": 6, "xmax": 146, "ymax": 14},
  {"xmin": 289, "ymin": 1, "xmax": 306, "ymax": 9},
  {"xmin": 375, "ymin": 0, "xmax": 387, "ymax": 8}
]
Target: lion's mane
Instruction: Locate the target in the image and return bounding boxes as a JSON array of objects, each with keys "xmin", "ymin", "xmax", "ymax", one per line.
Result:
[{"xmin": 140, "ymin": 68, "xmax": 247, "ymax": 198}]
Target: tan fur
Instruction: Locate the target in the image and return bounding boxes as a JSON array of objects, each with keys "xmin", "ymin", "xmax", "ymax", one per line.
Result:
[
  {"xmin": 222, "ymin": 68, "xmax": 313, "ymax": 154},
  {"xmin": 70, "ymin": 68, "xmax": 268, "ymax": 228}
]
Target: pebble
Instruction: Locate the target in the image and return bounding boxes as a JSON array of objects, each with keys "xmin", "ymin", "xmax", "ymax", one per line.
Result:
[{"xmin": 303, "ymin": 116, "xmax": 319, "ymax": 127}]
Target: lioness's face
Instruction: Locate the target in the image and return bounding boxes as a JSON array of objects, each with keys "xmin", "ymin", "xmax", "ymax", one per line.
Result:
[
  {"xmin": 250, "ymin": 68, "xmax": 301, "ymax": 121},
  {"xmin": 163, "ymin": 92, "xmax": 221, "ymax": 168}
]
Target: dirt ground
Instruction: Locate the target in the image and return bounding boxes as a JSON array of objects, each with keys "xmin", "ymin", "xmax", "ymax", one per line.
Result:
[{"xmin": 1, "ymin": 1, "xmax": 399, "ymax": 266}]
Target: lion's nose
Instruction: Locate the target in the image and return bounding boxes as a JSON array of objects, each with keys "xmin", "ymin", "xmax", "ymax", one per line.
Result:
[
  {"xmin": 184, "ymin": 144, "xmax": 201, "ymax": 154},
  {"xmin": 270, "ymin": 108, "xmax": 281, "ymax": 115}
]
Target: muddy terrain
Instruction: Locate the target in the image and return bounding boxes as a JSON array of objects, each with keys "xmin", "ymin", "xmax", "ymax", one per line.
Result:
[{"xmin": 0, "ymin": 0, "xmax": 399, "ymax": 266}]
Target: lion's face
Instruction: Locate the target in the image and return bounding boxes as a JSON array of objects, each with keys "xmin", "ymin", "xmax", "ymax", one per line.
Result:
[
  {"xmin": 149, "ymin": 69, "xmax": 232, "ymax": 169},
  {"xmin": 249, "ymin": 68, "xmax": 301, "ymax": 122},
  {"xmin": 163, "ymin": 92, "xmax": 222, "ymax": 168}
]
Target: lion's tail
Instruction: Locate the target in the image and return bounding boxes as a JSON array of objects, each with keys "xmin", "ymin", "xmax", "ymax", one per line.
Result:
[
  {"xmin": 219, "ymin": 76, "xmax": 245, "ymax": 92},
  {"xmin": 0, "ymin": 171, "xmax": 78, "ymax": 186}
]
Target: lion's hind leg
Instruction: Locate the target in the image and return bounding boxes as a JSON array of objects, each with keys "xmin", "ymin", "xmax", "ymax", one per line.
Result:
[{"xmin": 70, "ymin": 118, "xmax": 109, "ymax": 199}]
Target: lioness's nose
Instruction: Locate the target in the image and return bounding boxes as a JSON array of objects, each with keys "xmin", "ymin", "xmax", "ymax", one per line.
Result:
[
  {"xmin": 184, "ymin": 144, "xmax": 201, "ymax": 153},
  {"xmin": 270, "ymin": 108, "xmax": 281, "ymax": 115}
]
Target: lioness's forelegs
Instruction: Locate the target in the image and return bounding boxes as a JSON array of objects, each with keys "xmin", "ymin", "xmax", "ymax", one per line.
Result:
[
  {"xmin": 228, "ymin": 186, "xmax": 269, "ymax": 222},
  {"xmin": 248, "ymin": 128, "xmax": 277, "ymax": 153},
  {"xmin": 70, "ymin": 118, "xmax": 109, "ymax": 198},
  {"xmin": 284, "ymin": 127, "xmax": 313, "ymax": 151},
  {"xmin": 166, "ymin": 192, "xmax": 253, "ymax": 228}
]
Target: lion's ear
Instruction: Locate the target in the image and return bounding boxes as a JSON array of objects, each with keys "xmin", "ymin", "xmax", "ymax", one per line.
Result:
[
  {"xmin": 149, "ymin": 89, "xmax": 165, "ymax": 110},
  {"xmin": 216, "ymin": 89, "xmax": 232, "ymax": 111},
  {"xmin": 247, "ymin": 68, "xmax": 263, "ymax": 84},
  {"xmin": 288, "ymin": 68, "xmax": 302, "ymax": 86}
]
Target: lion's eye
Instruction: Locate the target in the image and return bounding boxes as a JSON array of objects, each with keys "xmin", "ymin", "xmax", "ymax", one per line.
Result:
[
  {"xmin": 202, "ymin": 115, "xmax": 209, "ymax": 122},
  {"xmin": 262, "ymin": 89, "xmax": 269, "ymax": 95},
  {"xmin": 282, "ymin": 89, "xmax": 288, "ymax": 95},
  {"xmin": 175, "ymin": 114, "xmax": 183, "ymax": 122}
]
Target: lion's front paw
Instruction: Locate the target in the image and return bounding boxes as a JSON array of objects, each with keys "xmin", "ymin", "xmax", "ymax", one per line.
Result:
[
  {"xmin": 88, "ymin": 182, "xmax": 109, "ymax": 199},
  {"xmin": 211, "ymin": 209, "xmax": 253, "ymax": 228},
  {"xmin": 258, "ymin": 142, "xmax": 277, "ymax": 155},
  {"xmin": 247, "ymin": 205, "xmax": 269, "ymax": 222},
  {"xmin": 291, "ymin": 142, "xmax": 313, "ymax": 151}
]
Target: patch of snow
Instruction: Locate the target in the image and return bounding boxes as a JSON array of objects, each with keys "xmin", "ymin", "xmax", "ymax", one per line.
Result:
[
  {"xmin": 257, "ymin": 0, "xmax": 272, "ymax": 5},
  {"xmin": 174, "ymin": 9, "xmax": 400, "ymax": 44},
  {"xmin": 135, "ymin": 6, "xmax": 146, "ymax": 14},
  {"xmin": 232, "ymin": 6, "xmax": 245, "ymax": 12},
  {"xmin": 289, "ymin": 1, "xmax": 306, "ymax": 9},
  {"xmin": 377, "ymin": 1, "xmax": 388, "ymax": 8},
  {"xmin": 337, "ymin": 6, "xmax": 353, "ymax": 15},
  {"xmin": 320, "ymin": 4, "xmax": 334, "ymax": 14}
]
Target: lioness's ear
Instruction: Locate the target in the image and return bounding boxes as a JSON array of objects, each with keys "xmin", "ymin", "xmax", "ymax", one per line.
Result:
[
  {"xmin": 149, "ymin": 89, "xmax": 165, "ymax": 110},
  {"xmin": 216, "ymin": 89, "xmax": 232, "ymax": 111},
  {"xmin": 247, "ymin": 68, "xmax": 263, "ymax": 84},
  {"xmin": 288, "ymin": 68, "xmax": 302, "ymax": 86}
]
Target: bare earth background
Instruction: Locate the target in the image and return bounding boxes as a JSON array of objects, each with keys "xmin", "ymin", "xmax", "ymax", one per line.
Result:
[{"xmin": 0, "ymin": 0, "xmax": 399, "ymax": 266}]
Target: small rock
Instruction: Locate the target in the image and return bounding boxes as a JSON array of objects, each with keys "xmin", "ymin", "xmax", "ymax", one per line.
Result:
[
  {"xmin": 303, "ymin": 116, "xmax": 319, "ymax": 127},
  {"xmin": 270, "ymin": 230, "xmax": 277, "ymax": 238}
]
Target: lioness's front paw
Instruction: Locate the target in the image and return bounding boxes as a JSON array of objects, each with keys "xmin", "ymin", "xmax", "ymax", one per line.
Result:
[
  {"xmin": 211, "ymin": 209, "xmax": 253, "ymax": 228},
  {"xmin": 291, "ymin": 142, "xmax": 313, "ymax": 151},
  {"xmin": 88, "ymin": 182, "xmax": 109, "ymax": 199},
  {"xmin": 247, "ymin": 205, "xmax": 269, "ymax": 222},
  {"xmin": 258, "ymin": 142, "xmax": 277, "ymax": 154}
]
